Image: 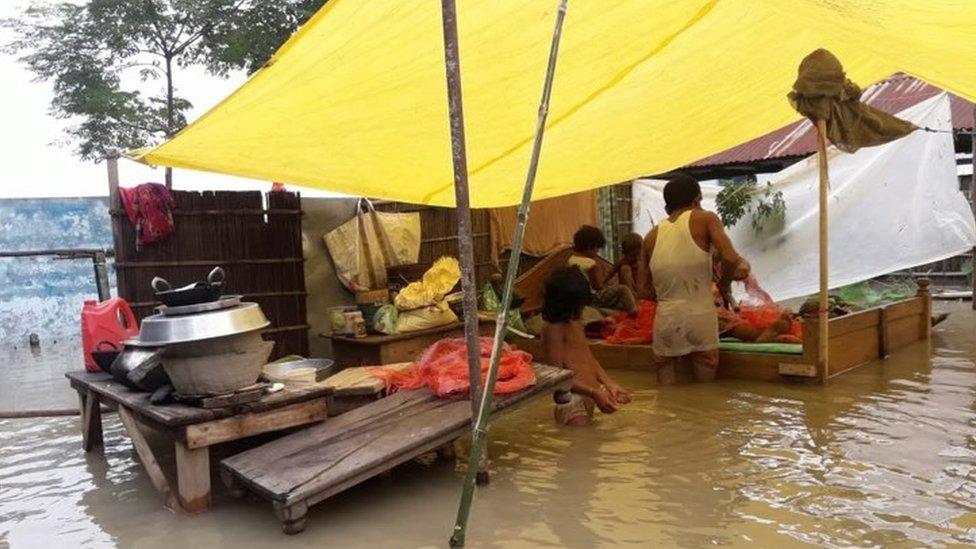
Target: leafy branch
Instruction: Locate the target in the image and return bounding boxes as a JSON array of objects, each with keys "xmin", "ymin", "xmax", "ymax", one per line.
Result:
[{"xmin": 715, "ymin": 176, "xmax": 787, "ymax": 235}]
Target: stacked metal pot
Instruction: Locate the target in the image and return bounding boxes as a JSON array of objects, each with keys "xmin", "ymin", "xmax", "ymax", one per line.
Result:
[{"xmin": 120, "ymin": 267, "xmax": 274, "ymax": 397}]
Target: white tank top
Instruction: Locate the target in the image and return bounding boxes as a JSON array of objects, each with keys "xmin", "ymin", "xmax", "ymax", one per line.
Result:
[{"xmin": 649, "ymin": 210, "xmax": 719, "ymax": 356}]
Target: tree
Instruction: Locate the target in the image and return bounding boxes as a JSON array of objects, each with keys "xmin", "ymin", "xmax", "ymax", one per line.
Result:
[{"xmin": 3, "ymin": 0, "xmax": 326, "ymax": 187}]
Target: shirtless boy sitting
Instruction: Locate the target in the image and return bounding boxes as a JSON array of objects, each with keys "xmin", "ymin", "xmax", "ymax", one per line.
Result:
[{"xmin": 541, "ymin": 267, "xmax": 631, "ymax": 426}]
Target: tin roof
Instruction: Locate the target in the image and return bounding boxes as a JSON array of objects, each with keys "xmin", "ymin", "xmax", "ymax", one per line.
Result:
[{"xmin": 689, "ymin": 75, "xmax": 974, "ymax": 169}]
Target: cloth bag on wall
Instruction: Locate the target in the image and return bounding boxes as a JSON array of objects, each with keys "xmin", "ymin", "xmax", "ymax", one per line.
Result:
[{"xmin": 323, "ymin": 199, "xmax": 421, "ymax": 291}]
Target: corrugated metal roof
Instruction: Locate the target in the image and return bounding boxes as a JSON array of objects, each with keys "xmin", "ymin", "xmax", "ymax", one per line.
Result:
[{"xmin": 689, "ymin": 75, "xmax": 974, "ymax": 168}]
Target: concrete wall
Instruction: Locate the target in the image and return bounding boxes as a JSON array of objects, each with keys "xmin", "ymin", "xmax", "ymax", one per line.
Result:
[{"xmin": 301, "ymin": 197, "xmax": 359, "ymax": 358}]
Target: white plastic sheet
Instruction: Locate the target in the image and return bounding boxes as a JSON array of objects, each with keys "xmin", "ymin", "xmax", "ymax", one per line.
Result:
[{"xmin": 632, "ymin": 93, "xmax": 976, "ymax": 302}]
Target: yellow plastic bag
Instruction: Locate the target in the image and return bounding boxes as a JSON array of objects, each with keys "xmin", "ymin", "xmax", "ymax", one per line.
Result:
[
  {"xmin": 396, "ymin": 301, "xmax": 459, "ymax": 333},
  {"xmin": 323, "ymin": 199, "xmax": 420, "ymax": 291},
  {"xmin": 394, "ymin": 257, "xmax": 460, "ymax": 311}
]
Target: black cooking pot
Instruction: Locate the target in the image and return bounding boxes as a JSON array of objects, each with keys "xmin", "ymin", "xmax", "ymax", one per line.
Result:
[
  {"xmin": 91, "ymin": 340, "xmax": 121, "ymax": 373},
  {"xmin": 152, "ymin": 267, "xmax": 225, "ymax": 307}
]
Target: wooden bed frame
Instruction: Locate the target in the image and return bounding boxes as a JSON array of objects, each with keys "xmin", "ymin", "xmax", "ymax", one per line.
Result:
[{"xmin": 512, "ymin": 246, "xmax": 933, "ymax": 384}]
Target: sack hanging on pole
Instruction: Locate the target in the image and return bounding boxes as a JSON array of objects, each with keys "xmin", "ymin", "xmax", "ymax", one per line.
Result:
[{"xmin": 323, "ymin": 199, "xmax": 421, "ymax": 291}]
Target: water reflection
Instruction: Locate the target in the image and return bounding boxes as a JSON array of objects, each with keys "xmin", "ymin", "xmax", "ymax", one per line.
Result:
[{"xmin": 1, "ymin": 302, "xmax": 974, "ymax": 548}]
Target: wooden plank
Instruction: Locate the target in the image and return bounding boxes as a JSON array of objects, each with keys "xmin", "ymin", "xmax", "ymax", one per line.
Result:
[
  {"xmin": 719, "ymin": 352, "xmax": 805, "ymax": 382},
  {"xmin": 827, "ymin": 308, "xmax": 882, "ymax": 338},
  {"xmin": 886, "ymin": 316, "xmax": 925, "ymax": 353},
  {"xmin": 777, "ymin": 363, "xmax": 818, "ymax": 377},
  {"xmin": 883, "ymin": 297, "xmax": 924, "ymax": 322},
  {"xmin": 222, "ymin": 365, "xmax": 571, "ymax": 505},
  {"xmin": 78, "ymin": 389, "xmax": 104, "ymax": 453},
  {"xmin": 184, "ymin": 399, "xmax": 328, "ymax": 449},
  {"xmin": 66, "ymin": 371, "xmax": 331, "ymax": 428},
  {"xmin": 117, "ymin": 407, "xmax": 179, "ymax": 511},
  {"xmin": 827, "ymin": 327, "xmax": 880, "ymax": 376},
  {"xmin": 175, "ymin": 440, "xmax": 211, "ymax": 514}
]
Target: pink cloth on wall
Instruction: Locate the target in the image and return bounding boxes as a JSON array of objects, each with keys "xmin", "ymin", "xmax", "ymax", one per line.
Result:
[{"xmin": 489, "ymin": 190, "xmax": 598, "ymax": 261}]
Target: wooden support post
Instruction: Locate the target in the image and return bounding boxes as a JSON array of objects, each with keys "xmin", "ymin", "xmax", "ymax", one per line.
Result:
[
  {"xmin": 439, "ymin": 0, "xmax": 488, "ymax": 486},
  {"xmin": 117, "ymin": 407, "xmax": 179, "ymax": 511},
  {"xmin": 815, "ymin": 119, "xmax": 831, "ymax": 384},
  {"xmin": 78, "ymin": 389, "xmax": 104, "ymax": 453},
  {"xmin": 971, "ymin": 106, "xmax": 975, "ymax": 310},
  {"xmin": 106, "ymin": 151, "xmax": 120, "ymax": 207},
  {"xmin": 878, "ymin": 306, "xmax": 890, "ymax": 359},
  {"xmin": 174, "ymin": 440, "xmax": 211, "ymax": 514},
  {"xmin": 917, "ymin": 277, "xmax": 932, "ymax": 340}
]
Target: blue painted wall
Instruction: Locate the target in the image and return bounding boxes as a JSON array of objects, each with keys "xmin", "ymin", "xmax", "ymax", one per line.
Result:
[{"xmin": 0, "ymin": 197, "xmax": 115, "ymax": 344}]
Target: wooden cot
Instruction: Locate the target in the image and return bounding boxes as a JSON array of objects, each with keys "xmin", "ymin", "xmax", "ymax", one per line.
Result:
[{"xmin": 511, "ymin": 246, "xmax": 933, "ymax": 384}]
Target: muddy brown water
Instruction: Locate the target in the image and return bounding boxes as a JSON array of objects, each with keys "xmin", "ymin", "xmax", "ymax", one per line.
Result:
[{"xmin": 1, "ymin": 302, "xmax": 974, "ymax": 548}]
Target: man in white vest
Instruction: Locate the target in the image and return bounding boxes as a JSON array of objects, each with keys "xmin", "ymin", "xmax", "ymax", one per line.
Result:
[{"xmin": 637, "ymin": 175, "xmax": 751, "ymax": 384}]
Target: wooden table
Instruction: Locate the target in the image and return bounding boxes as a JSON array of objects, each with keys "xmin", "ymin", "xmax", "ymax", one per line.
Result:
[
  {"xmin": 66, "ymin": 371, "xmax": 333, "ymax": 514},
  {"xmin": 322, "ymin": 322, "xmax": 468, "ymax": 366}
]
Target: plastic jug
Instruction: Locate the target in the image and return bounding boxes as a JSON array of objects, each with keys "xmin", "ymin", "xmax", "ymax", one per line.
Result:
[{"xmin": 81, "ymin": 298, "xmax": 139, "ymax": 372}]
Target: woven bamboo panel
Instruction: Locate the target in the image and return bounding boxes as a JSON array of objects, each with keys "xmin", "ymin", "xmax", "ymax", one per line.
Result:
[{"xmin": 112, "ymin": 190, "xmax": 308, "ymax": 359}]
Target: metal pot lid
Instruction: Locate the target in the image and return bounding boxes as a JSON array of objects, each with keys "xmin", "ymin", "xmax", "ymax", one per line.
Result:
[
  {"xmin": 126, "ymin": 302, "xmax": 270, "ymax": 347},
  {"xmin": 156, "ymin": 295, "xmax": 242, "ymax": 316}
]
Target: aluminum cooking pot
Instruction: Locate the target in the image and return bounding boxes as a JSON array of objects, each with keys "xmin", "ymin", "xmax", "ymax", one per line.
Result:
[{"xmin": 127, "ymin": 302, "xmax": 270, "ymax": 346}]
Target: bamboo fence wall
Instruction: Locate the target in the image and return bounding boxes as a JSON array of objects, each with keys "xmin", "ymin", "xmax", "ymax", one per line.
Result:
[{"xmin": 112, "ymin": 191, "xmax": 308, "ymax": 359}]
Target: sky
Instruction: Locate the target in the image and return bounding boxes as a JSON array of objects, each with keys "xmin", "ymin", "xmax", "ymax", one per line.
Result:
[{"xmin": 0, "ymin": 1, "xmax": 340, "ymax": 199}]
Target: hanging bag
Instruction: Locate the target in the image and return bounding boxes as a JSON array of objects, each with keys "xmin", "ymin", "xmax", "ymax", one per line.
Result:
[{"xmin": 324, "ymin": 199, "xmax": 421, "ymax": 291}]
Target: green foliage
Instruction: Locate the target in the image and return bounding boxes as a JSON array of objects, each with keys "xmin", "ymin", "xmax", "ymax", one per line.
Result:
[
  {"xmin": 3, "ymin": 0, "xmax": 326, "ymax": 161},
  {"xmin": 715, "ymin": 176, "xmax": 787, "ymax": 235}
]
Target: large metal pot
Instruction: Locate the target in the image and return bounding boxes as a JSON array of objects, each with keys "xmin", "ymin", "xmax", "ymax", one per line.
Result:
[
  {"xmin": 126, "ymin": 302, "xmax": 269, "ymax": 347},
  {"xmin": 162, "ymin": 331, "xmax": 274, "ymax": 396}
]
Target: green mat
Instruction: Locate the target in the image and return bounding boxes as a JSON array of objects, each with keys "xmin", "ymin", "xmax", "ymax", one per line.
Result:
[{"xmin": 719, "ymin": 339, "xmax": 803, "ymax": 355}]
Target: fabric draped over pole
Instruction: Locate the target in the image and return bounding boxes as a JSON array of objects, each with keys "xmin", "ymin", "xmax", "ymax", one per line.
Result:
[{"xmin": 787, "ymin": 48, "xmax": 918, "ymax": 382}]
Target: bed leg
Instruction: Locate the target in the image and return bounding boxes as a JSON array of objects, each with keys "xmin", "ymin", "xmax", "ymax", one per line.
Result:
[
  {"xmin": 220, "ymin": 468, "xmax": 247, "ymax": 499},
  {"xmin": 917, "ymin": 278, "xmax": 932, "ymax": 340},
  {"xmin": 275, "ymin": 500, "xmax": 308, "ymax": 535}
]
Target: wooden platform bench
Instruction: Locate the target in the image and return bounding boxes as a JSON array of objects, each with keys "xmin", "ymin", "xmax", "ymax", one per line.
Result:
[
  {"xmin": 66, "ymin": 371, "xmax": 332, "ymax": 514},
  {"xmin": 322, "ymin": 321, "xmax": 497, "ymax": 366},
  {"xmin": 220, "ymin": 364, "xmax": 573, "ymax": 534}
]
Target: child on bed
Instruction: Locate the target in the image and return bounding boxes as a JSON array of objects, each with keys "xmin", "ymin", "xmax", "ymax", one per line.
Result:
[
  {"xmin": 605, "ymin": 232, "xmax": 644, "ymax": 295},
  {"xmin": 567, "ymin": 225, "xmax": 638, "ymax": 313},
  {"xmin": 541, "ymin": 267, "xmax": 632, "ymax": 426}
]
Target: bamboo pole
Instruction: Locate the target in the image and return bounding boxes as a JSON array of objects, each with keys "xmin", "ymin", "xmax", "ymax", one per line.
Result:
[
  {"xmin": 439, "ymin": 0, "xmax": 483, "ymax": 424},
  {"xmin": 815, "ymin": 119, "xmax": 830, "ymax": 382},
  {"xmin": 971, "ymin": 107, "xmax": 975, "ymax": 309},
  {"xmin": 449, "ymin": 0, "xmax": 569, "ymax": 545}
]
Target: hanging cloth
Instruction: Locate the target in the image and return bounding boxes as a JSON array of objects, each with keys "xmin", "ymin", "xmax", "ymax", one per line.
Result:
[
  {"xmin": 118, "ymin": 183, "xmax": 175, "ymax": 247},
  {"xmin": 787, "ymin": 49, "xmax": 917, "ymax": 152},
  {"xmin": 489, "ymin": 189, "xmax": 598, "ymax": 262}
]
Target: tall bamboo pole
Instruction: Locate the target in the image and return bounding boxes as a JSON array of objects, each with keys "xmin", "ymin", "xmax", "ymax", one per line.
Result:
[
  {"xmin": 449, "ymin": 1, "xmax": 569, "ymax": 546},
  {"xmin": 439, "ymin": 0, "xmax": 483, "ymax": 424},
  {"xmin": 971, "ymin": 107, "xmax": 975, "ymax": 309},
  {"xmin": 815, "ymin": 119, "xmax": 830, "ymax": 382}
]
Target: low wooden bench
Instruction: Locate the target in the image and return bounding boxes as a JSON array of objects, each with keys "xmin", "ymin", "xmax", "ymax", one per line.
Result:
[
  {"xmin": 66, "ymin": 371, "xmax": 333, "ymax": 514},
  {"xmin": 220, "ymin": 364, "xmax": 573, "ymax": 534},
  {"xmin": 323, "ymin": 321, "xmax": 498, "ymax": 366}
]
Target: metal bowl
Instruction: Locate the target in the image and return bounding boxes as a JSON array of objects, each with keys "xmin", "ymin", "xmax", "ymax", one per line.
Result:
[{"xmin": 126, "ymin": 302, "xmax": 270, "ymax": 346}]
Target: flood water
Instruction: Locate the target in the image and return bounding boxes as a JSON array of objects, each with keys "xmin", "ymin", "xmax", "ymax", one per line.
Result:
[{"xmin": 2, "ymin": 301, "xmax": 974, "ymax": 548}]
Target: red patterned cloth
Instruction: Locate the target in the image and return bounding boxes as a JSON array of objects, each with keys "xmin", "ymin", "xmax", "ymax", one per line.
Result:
[{"xmin": 118, "ymin": 183, "xmax": 175, "ymax": 247}]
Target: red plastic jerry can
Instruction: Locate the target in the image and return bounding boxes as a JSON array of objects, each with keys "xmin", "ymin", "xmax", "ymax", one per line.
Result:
[{"xmin": 81, "ymin": 297, "xmax": 139, "ymax": 372}]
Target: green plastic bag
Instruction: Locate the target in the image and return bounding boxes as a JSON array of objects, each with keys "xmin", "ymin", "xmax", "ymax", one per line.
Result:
[
  {"xmin": 480, "ymin": 283, "xmax": 529, "ymax": 334},
  {"xmin": 372, "ymin": 304, "xmax": 399, "ymax": 335}
]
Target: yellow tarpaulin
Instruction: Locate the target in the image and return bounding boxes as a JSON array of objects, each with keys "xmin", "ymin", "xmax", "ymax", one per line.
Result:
[{"xmin": 131, "ymin": 0, "xmax": 976, "ymax": 207}]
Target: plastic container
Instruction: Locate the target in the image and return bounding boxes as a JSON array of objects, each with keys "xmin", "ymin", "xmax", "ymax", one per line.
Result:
[{"xmin": 81, "ymin": 298, "xmax": 138, "ymax": 372}]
